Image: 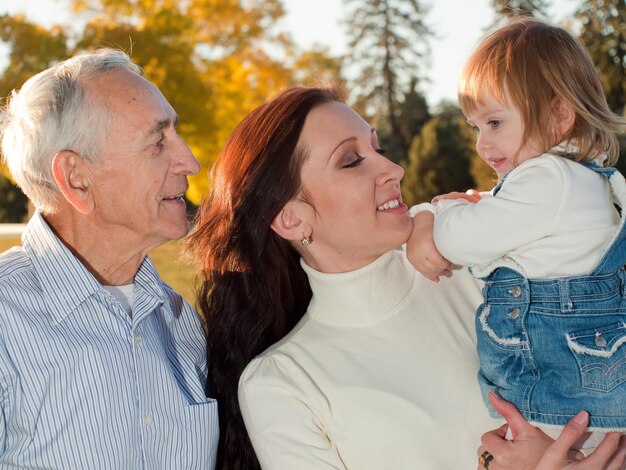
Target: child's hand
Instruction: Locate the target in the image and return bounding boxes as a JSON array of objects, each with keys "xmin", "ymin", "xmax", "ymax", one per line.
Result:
[
  {"xmin": 406, "ymin": 211, "xmax": 451, "ymax": 282},
  {"xmin": 432, "ymin": 189, "xmax": 481, "ymax": 203}
]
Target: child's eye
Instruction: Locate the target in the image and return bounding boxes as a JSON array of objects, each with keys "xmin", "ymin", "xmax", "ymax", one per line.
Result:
[
  {"xmin": 375, "ymin": 148, "xmax": 387, "ymax": 155},
  {"xmin": 488, "ymin": 120, "xmax": 502, "ymax": 130},
  {"xmin": 470, "ymin": 125, "xmax": 480, "ymax": 134},
  {"xmin": 341, "ymin": 155, "xmax": 365, "ymax": 169}
]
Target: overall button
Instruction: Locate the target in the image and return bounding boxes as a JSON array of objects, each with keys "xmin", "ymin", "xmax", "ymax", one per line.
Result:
[
  {"xmin": 594, "ymin": 334, "xmax": 608, "ymax": 348},
  {"xmin": 135, "ymin": 335, "xmax": 142, "ymax": 345},
  {"xmin": 509, "ymin": 286, "xmax": 522, "ymax": 298},
  {"xmin": 144, "ymin": 415, "xmax": 154, "ymax": 426},
  {"xmin": 508, "ymin": 308, "xmax": 521, "ymax": 320}
]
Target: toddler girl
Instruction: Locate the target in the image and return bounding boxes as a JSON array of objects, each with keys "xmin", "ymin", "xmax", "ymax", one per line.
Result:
[{"xmin": 408, "ymin": 17, "xmax": 626, "ymax": 453}]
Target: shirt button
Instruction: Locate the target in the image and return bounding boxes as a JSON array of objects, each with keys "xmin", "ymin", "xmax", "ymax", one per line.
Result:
[
  {"xmin": 594, "ymin": 335, "xmax": 608, "ymax": 348},
  {"xmin": 509, "ymin": 308, "xmax": 521, "ymax": 320},
  {"xmin": 135, "ymin": 335, "xmax": 142, "ymax": 345},
  {"xmin": 510, "ymin": 286, "xmax": 522, "ymax": 298},
  {"xmin": 144, "ymin": 415, "xmax": 154, "ymax": 426}
]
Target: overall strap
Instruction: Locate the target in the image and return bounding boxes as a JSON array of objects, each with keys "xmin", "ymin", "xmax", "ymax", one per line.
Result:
[
  {"xmin": 584, "ymin": 162, "xmax": 626, "ymax": 275},
  {"xmin": 491, "ymin": 173, "xmax": 508, "ymax": 196}
]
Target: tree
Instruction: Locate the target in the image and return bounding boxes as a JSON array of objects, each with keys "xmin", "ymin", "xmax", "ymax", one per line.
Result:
[
  {"xmin": 291, "ymin": 45, "xmax": 343, "ymax": 87},
  {"xmin": 0, "ymin": 173, "xmax": 28, "ymax": 223},
  {"xmin": 0, "ymin": 15, "xmax": 70, "ymax": 202},
  {"xmin": 0, "ymin": 14, "xmax": 69, "ymax": 96},
  {"xmin": 490, "ymin": 0, "xmax": 551, "ymax": 21},
  {"xmin": 379, "ymin": 77, "xmax": 430, "ymax": 163},
  {"xmin": 343, "ymin": 0, "xmax": 432, "ymax": 160},
  {"xmin": 0, "ymin": 1, "xmax": 342, "ymax": 206},
  {"xmin": 401, "ymin": 103, "xmax": 477, "ymax": 205},
  {"xmin": 575, "ymin": 0, "xmax": 626, "ymax": 116}
]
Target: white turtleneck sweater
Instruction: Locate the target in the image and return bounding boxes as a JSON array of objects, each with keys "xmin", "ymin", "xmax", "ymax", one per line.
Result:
[{"xmin": 238, "ymin": 250, "xmax": 501, "ymax": 469}]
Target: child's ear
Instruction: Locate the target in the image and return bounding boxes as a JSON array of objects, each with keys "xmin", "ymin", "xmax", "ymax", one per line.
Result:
[
  {"xmin": 51, "ymin": 151, "xmax": 95, "ymax": 214},
  {"xmin": 271, "ymin": 200, "xmax": 311, "ymax": 243},
  {"xmin": 553, "ymin": 99, "xmax": 576, "ymax": 138}
]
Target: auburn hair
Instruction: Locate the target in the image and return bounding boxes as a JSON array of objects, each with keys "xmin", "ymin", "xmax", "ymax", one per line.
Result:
[{"xmin": 187, "ymin": 86, "xmax": 343, "ymax": 469}]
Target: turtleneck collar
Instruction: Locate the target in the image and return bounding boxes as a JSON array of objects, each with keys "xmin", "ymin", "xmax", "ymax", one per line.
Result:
[{"xmin": 301, "ymin": 249, "xmax": 416, "ymax": 326}]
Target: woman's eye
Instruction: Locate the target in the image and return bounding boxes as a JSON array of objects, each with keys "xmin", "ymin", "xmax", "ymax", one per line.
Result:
[{"xmin": 341, "ymin": 155, "xmax": 365, "ymax": 168}]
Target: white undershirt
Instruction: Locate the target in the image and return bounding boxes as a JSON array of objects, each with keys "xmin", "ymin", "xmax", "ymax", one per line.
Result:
[{"xmin": 102, "ymin": 284, "xmax": 135, "ymax": 316}]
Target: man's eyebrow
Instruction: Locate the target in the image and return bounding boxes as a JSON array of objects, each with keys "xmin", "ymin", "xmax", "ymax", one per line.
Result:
[{"xmin": 147, "ymin": 115, "xmax": 179, "ymax": 137}]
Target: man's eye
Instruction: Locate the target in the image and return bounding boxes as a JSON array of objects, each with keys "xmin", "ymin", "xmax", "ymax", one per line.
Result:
[
  {"xmin": 341, "ymin": 155, "xmax": 365, "ymax": 168},
  {"xmin": 155, "ymin": 132, "xmax": 166, "ymax": 149}
]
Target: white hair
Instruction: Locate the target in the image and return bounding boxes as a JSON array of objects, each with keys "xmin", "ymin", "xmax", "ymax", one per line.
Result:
[{"xmin": 0, "ymin": 48, "xmax": 142, "ymax": 213}]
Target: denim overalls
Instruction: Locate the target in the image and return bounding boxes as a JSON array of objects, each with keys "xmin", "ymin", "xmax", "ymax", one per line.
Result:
[{"xmin": 477, "ymin": 164, "xmax": 626, "ymax": 429}]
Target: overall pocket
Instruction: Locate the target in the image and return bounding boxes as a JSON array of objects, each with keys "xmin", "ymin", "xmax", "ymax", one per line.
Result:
[
  {"xmin": 478, "ymin": 303, "xmax": 528, "ymax": 350},
  {"xmin": 567, "ymin": 321, "xmax": 626, "ymax": 392}
]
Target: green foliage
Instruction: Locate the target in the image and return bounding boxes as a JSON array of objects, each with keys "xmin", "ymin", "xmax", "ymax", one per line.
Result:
[
  {"xmin": 344, "ymin": 0, "xmax": 432, "ymax": 157},
  {"xmin": 490, "ymin": 0, "xmax": 550, "ymax": 22},
  {"xmin": 575, "ymin": 0, "xmax": 626, "ymax": 115},
  {"xmin": 401, "ymin": 103, "xmax": 477, "ymax": 205},
  {"xmin": 380, "ymin": 77, "xmax": 431, "ymax": 163},
  {"xmin": 0, "ymin": 173, "xmax": 28, "ymax": 223}
]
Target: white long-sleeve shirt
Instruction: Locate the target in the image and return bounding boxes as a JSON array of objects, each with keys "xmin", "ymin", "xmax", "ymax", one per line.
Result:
[
  {"xmin": 238, "ymin": 251, "xmax": 500, "ymax": 470},
  {"xmin": 423, "ymin": 155, "xmax": 620, "ymax": 278}
]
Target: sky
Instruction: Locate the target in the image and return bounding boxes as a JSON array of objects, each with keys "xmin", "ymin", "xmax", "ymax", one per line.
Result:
[{"xmin": 0, "ymin": 0, "xmax": 581, "ymax": 107}]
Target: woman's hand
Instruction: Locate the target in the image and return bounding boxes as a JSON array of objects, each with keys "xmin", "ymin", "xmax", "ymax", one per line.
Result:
[
  {"xmin": 406, "ymin": 211, "xmax": 450, "ymax": 282},
  {"xmin": 536, "ymin": 413, "xmax": 625, "ymax": 469},
  {"xmin": 478, "ymin": 392, "xmax": 626, "ymax": 470}
]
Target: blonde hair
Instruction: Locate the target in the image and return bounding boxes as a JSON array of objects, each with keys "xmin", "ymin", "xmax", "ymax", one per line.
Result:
[{"xmin": 458, "ymin": 17, "xmax": 624, "ymax": 166}]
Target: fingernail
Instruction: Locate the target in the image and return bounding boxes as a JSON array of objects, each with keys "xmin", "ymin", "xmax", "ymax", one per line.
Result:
[{"xmin": 573, "ymin": 411, "xmax": 589, "ymax": 425}]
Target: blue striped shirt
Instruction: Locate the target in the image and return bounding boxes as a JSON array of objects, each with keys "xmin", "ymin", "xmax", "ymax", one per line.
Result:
[{"xmin": 0, "ymin": 213, "xmax": 218, "ymax": 469}]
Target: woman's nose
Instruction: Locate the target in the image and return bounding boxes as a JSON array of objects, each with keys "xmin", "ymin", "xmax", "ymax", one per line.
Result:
[{"xmin": 376, "ymin": 156, "xmax": 404, "ymax": 186}]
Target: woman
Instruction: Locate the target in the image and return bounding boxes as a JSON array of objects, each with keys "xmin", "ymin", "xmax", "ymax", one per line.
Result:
[{"xmin": 188, "ymin": 86, "xmax": 625, "ymax": 469}]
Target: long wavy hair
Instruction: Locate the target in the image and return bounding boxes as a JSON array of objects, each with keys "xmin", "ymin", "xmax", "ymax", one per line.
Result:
[{"xmin": 188, "ymin": 86, "xmax": 343, "ymax": 469}]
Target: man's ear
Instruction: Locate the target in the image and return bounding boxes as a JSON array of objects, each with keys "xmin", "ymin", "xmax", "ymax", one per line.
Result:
[
  {"xmin": 271, "ymin": 200, "xmax": 310, "ymax": 242},
  {"xmin": 553, "ymin": 99, "xmax": 576, "ymax": 139},
  {"xmin": 51, "ymin": 151, "xmax": 95, "ymax": 214}
]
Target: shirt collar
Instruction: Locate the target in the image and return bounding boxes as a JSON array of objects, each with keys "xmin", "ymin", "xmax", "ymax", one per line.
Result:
[
  {"xmin": 22, "ymin": 212, "xmax": 102, "ymax": 324},
  {"xmin": 301, "ymin": 249, "xmax": 415, "ymax": 326},
  {"xmin": 22, "ymin": 212, "xmax": 173, "ymax": 324}
]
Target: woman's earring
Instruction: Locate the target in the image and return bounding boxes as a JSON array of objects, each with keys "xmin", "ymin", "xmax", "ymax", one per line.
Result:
[{"xmin": 301, "ymin": 234, "xmax": 311, "ymax": 246}]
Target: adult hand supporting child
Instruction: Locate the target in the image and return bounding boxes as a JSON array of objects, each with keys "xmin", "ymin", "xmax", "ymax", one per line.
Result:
[{"xmin": 478, "ymin": 392, "xmax": 626, "ymax": 470}]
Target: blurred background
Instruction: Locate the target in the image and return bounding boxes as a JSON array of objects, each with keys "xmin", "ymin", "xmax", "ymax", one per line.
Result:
[{"xmin": 0, "ymin": 0, "xmax": 624, "ymax": 301}]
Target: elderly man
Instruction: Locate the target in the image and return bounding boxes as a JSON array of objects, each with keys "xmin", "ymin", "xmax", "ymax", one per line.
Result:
[{"xmin": 0, "ymin": 49, "xmax": 217, "ymax": 468}]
